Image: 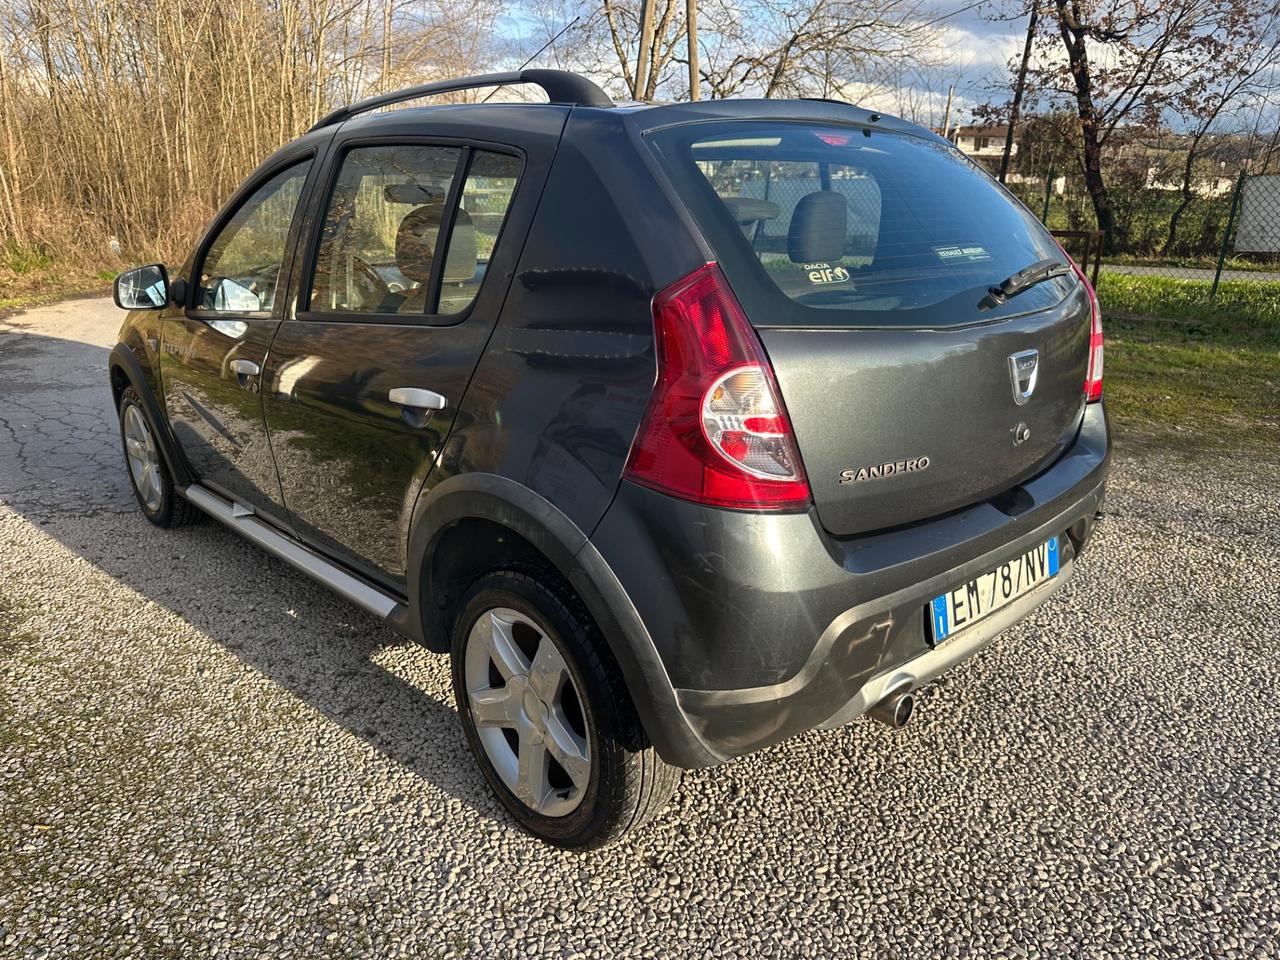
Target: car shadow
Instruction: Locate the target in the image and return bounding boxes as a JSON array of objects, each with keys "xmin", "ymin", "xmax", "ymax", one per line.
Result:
[{"xmin": 0, "ymin": 322, "xmax": 503, "ymax": 823}]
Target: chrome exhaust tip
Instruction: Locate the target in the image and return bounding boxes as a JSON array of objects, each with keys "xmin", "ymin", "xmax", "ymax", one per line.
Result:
[{"xmin": 867, "ymin": 689, "xmax": 914, "ymax": 729}]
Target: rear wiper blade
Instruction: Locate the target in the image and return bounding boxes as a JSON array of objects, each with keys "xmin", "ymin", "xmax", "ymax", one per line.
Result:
[{"xmin": 980, "ymin": 258, "xmax": 1071, "ymax": 309}]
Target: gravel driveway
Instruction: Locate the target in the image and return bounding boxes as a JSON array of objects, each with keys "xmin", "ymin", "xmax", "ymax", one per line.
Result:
[{"xmin": 2, "ymin": 299, "xmax": 1278, "ymax": 959}]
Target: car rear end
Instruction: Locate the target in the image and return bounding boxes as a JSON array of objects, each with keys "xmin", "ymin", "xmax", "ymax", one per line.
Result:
[{"xmin": 578, "ymin": 101, "xmax": 1110, "ymax": 767}]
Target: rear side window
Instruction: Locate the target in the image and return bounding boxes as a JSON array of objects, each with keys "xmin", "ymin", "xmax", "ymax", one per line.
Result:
[
  {"xmin": 438, "ymin": 152, "xmax": 521, "ymax": 316},
  {"xmin": 648, "ymin": 121, "xmax": 1070, "ymax": 326}
]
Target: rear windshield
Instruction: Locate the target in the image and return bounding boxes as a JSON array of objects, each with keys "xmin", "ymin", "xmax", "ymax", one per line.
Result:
[{"xmin": 647, "ymin": 120, "xmax": 1073, "ymax": 327}]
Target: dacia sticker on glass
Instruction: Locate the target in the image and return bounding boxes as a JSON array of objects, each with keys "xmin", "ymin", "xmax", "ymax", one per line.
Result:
[
  {"xmin": 1047, "ymin": 535, "xmax": 1060, "ymax": 576},
  {"xmin": 933, "ymin": 244, "xmax": 992, "ymax": 263},
  {"xmin": 803, "ymin": 262, "xmax": 851, "ymax": 285}
]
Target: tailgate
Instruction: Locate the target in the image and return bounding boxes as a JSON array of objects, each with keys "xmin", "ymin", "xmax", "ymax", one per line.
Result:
[{"xmin": 759, "ymin": 286, "xmax": 1091, "ymax": 536}]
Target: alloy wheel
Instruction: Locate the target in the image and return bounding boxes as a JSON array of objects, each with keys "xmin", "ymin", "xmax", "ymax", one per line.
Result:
[
  {"xmin": 463, "ymin": 607, "xmax": 592, "ymax": 817},
  {"xmin": 123, "ymin": 403, "xmax": 163, "ymax": 512}
]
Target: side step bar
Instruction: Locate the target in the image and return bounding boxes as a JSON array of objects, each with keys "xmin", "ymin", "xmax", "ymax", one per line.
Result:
[{"xmin": 183, "ymin": 484, "xmax": 403, "ymax": 620}]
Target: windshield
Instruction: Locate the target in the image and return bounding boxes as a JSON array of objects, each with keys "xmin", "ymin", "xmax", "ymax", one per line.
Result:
[{"xmin": 647, "ymin": 120, "xmax": 1073, "ymax": 326}]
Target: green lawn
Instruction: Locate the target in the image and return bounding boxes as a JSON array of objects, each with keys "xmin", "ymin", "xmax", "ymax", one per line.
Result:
[
  {"xmin": 1097, "ymin": 273, "xmax": 1280, "ymax": 336},
  {"xmin": 1094, "ymin": 272, "xmax": 1280, "ymax": 453},
  {"xmin": 1102, "ymin": 313, "xmax": 1280, "ymax": 455}
]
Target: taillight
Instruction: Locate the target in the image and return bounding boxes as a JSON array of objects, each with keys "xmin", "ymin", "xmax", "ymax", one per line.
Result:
[
  {"xmin": 624, "ymin": 263, "xmax": 811, "ymax": 510},
  {"xmin": 1071, "ymin": 260, "xmax": 1104, "ymax": 402}
]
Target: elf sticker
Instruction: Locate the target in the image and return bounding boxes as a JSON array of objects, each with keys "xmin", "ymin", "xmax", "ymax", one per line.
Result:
[
  {"xmin": 933, "ymin": 244, "xmax": 991, "ymax": 262},
  {"xmin": 804, "ymin": 262, "xmax": 851, "ymax": 284}
]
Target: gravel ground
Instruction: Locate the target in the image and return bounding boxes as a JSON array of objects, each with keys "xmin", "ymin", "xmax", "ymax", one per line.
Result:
[{"xmin": 2, "ymin": 299, "xmax": 1278, "ymax": 959}]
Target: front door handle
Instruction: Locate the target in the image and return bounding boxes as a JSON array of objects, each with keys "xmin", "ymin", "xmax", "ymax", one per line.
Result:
[{"xmin": 388, "ymin": 387, "xmax": 447, "ymax": 410}]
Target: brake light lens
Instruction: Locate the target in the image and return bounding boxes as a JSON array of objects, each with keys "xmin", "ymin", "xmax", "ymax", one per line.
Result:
[
  {"xmin": 624, "ymin": 263, "xmax": 811, "ymax": 510},
  {"xmin": 1072, "ymin": 261, "xmax": 1104, "ymax": 402}
]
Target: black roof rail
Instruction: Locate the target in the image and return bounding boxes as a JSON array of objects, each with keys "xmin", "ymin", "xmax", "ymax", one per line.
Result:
[{"xmin": 310, "ymin": 69, "xmax": 613, "ymax": 131}]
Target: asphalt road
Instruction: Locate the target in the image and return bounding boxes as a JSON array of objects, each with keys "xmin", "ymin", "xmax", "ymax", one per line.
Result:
[{"xmin": 2, "ymin": 299, "xmax": 1278, "ymax": 959}]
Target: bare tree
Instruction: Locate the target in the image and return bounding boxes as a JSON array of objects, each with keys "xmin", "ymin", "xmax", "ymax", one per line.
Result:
[
  {"xmin": 1163, "ymin": 11, "xmax": 1280, "ymax": 252},
  {"xmin": 1037, "ymin": 0, "xmax": 1267, "ymax": 241},
  {"xmin": 0, "ymin": 0, "xmax": 510, "ymax": 274},
  {"xmin": 534, "ymin": 0, "xmax": 941, "ymax": 102}
]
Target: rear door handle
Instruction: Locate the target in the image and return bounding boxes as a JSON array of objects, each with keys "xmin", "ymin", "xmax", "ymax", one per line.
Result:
[
  {"xmin": 388, "ymin": 387, "xmax": 447, "ymax": 410},
  {"xmin": 231, "ymin": 359, "xmax": 261, "ymax": 377}
]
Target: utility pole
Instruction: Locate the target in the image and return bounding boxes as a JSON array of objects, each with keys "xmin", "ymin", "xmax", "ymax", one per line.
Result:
[
  {"xmin": 635, "ymin": 0, "xmax": 656, "ymax": 101},
  {"xmin": 686, "ymin": 0, "xmax": 700, "ymax": 101},
  {"xmin": 1000, "ymin": 2, "xmax": 1039, "ymax": 184},
  {"xmin": 941, "ymin": 84, "xmax": 954, "ymax": 140}
]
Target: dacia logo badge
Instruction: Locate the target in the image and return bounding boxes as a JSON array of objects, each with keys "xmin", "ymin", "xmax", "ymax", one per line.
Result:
[{"xmin": 1008, "ymin": 349, "xmax": 1039, "ymax": 406}]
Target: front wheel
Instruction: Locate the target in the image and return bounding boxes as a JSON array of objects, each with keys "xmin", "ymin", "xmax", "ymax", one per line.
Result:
[
  {"xmin": 118, "ymin": 386, "xmax": 199, "ymax": 528},
  {"xmin": 451, "ymin": 570, "xmax": 680, "ymax": 848}
]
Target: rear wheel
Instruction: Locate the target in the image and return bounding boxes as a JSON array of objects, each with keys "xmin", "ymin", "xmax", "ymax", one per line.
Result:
[
  {"xmin": 451, "ymin": 569, "xmax": 680, "ymax": 848},
  {"xmin": 118, "ymin": 387, "xmax": 199, "ymax": 528}
]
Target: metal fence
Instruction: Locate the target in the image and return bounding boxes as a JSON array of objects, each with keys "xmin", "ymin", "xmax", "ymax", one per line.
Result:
[{"xmin": 1007, "ymin": 171, "xmax": 1280, "ymax": 308}]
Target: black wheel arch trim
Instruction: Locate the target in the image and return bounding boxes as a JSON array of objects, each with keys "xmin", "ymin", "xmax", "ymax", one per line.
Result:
[
  {"xmin": 403, "ymin": 472, "xmax": 724, "ymax": 769},
  {"xmin": 108, "ymin": 343, "xmax": 193, "ymax": 489}
]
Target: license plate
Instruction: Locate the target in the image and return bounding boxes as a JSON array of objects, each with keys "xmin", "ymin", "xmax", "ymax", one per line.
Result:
[{"xmin": 928, "ymin": 536, "xmax": 1060, "ymax": 643}]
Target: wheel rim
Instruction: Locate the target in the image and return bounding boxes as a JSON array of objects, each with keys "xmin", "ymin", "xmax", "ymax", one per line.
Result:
[
  {"xmin": 123, "ymin": 403, "xmax": 163, "ymax": 512},
  {"xmin": 464, "ymin": 607, "xmax": 591, "ymax": 818}
]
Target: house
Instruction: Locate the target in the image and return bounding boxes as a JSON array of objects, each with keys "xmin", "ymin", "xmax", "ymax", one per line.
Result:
[
  {"xmin": 929, "ymin": 124, "xmax": 1016, "ymax": 172},
  {"xmin": 952, "ymin": 125, "xmax": 1014, "ymax": 159}
]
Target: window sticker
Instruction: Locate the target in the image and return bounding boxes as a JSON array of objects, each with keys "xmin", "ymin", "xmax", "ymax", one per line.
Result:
[
  {"xmin": 933, "ymin": 244, "xmax": 991, "ymax": 263},
  {"xmin": 803, "ymin": 262, "xmax": 851, "ymax": 284}
]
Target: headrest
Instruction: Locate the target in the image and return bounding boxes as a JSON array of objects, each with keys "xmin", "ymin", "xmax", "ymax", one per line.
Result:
[
  {"xmin": 787, "ymin": 191, "xmax": 847, "ymax": 264},
  {"xmin": 396, "ymin": 203, "xmax": 444, "ymax": 283},
  {"xmin": 395, "ymin": 204, "xmax": 477, "ymax": 284},
  {"xmin": 721, "ymin": 197, "xmax": 781, "ymax": 224}
]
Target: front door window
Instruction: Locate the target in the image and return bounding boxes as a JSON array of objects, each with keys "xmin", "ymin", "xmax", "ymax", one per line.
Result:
[{"xmin": 196, "ymin": 161, "xmax": 312, "ymax": 314}]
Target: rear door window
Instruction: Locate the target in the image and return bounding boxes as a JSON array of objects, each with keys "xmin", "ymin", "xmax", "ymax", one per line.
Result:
[
  {"xmin": 648, "ymin": 121, "xmax": 1071, "ymax": 327},
  {"xmin": 306, "ymin": 144, "xmax": 521, "ymax": 319},
  {"xmin": 309, "ymin": 144, "xmax": 464, "ymax": 316}
]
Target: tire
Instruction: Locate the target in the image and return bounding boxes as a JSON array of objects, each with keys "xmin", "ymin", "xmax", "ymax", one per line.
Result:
[
  {"xmin": 450, "ymin": 569, "xmax": 681, "ymax": 848},
  {"xmin": 117, "ymin": 386, "xmax": 199, "ymax": 529}
]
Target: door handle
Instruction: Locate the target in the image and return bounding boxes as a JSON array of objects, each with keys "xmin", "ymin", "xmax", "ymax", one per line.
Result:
[
  {"xmin": 388, "ymin": 387, "xmax": 447, "ymax": 410},
  {"xmin": 231, "ymin": 359, "xmax": 261, "ymax": 377}
]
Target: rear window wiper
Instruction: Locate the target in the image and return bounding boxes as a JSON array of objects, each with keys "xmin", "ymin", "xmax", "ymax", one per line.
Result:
[{"xmin": 980, "ymin": 258, "xmax": 1071, "ymax": 309}]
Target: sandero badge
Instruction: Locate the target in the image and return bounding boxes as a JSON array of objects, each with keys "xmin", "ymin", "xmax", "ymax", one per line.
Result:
[{"xmin": 839, "ymin": 456, "xmax": 931, "ymax": 484}]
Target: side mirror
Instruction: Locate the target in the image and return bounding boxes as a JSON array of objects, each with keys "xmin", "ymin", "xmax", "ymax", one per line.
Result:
[{"xmin": 114, "ymin": 264, "xmax": 169, "ymax": 310}]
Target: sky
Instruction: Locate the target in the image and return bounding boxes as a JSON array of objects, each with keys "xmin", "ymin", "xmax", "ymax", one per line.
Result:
[
  {"xmin": 845, "ymin": 1, "xmax": 1035, "ymax": 128},
  {"xmin": 493, "ymin": 0, "xmax": 1278, "ymax": 138},
  {"xmin": 502, "ymin": 0, "xmax": 1038, "ymax": 127}
]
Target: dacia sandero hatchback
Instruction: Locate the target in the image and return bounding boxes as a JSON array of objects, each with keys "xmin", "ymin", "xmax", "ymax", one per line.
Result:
[{"xmin": 110, "ymin": 70, "xmax": 1110, "ymax": 847}]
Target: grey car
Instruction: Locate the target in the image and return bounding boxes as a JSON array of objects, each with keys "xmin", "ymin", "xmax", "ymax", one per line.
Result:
[{"xmin": 109, "ymin": 70, "xmax": 1110, "ymax": 848}]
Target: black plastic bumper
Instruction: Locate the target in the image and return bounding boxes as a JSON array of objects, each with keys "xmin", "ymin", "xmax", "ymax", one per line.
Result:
[{"xmin": 587, "ymin": 401, "xmax": 1112, "ymax": 768}]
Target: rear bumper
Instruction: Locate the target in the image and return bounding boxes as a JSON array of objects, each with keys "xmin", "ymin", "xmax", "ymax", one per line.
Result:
[{"xmin": 588, "ymin": 400, "xmax": 1111, "ymax": 768}]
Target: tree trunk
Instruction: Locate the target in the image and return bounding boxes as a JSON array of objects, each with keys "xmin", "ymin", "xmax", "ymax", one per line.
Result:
[
  {"xmin": 1055, "ymin": 1, "xmax": 1114, "ymax": 244},
  {"xmin": 1163, "ymin": 131, "xmax": 1203, "ymax": 255},
  {"xmin": 1000, "ymin": 3, "xmax": 1038, "ymax": 184},
  {"xmin": 1078, "ymin": 125, "xmax": 1114, "ymax": 241}
]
